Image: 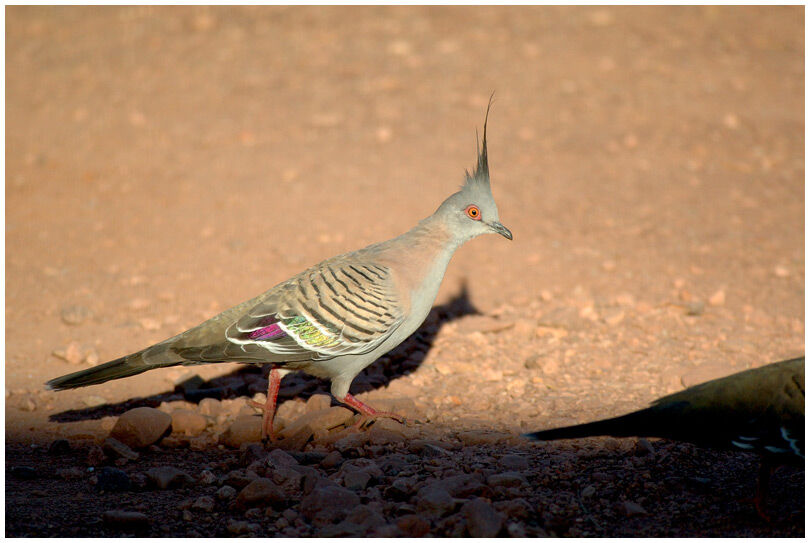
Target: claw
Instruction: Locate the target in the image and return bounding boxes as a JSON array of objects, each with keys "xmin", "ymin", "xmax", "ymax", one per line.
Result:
[{"xmin": 341, "ymin": 393, "xmax": 406, "ymax": 431}]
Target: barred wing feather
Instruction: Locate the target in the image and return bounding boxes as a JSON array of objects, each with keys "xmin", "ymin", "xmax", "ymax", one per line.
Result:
[{"xmin": 225, "ymin": 259, "xmax": 404, "ymax": 361}]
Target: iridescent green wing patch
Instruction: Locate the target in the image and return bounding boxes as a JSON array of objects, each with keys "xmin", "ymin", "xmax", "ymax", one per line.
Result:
[{"xmin": 282, "ymin": 316, "xmax": 341, "ymax": 349}]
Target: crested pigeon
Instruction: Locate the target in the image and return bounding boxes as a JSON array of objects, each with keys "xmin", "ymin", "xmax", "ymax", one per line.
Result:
[
  {"xmin": 47, "ymin": 99, "xmax": 512, "ymax": 440},
  {"xmin": 525, "ymin": 357, "xmax": 805, "ymax": 518}
]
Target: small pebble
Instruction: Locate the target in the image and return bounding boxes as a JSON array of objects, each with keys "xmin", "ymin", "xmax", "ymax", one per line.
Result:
[
  {"xmin": 216, "ymin": 485, "xmax": 237, "ymax": 501},
  {"xmin": 221, "ymin": 415, "xmax": 262, "ymax": 448},
  {"xmin": 52, "ymin": 342, "xmax": 83, "ymax": 365},
  {"xmin": 226, "ymin": 519, "xmax": 259, "ymax": 535},
  {"xmin": 198, "ymin": 469, "xmax": 216, "ymax": 485},
  {"xmin": 236, "ymin": 478, "xmax": 286, "ymax": 508},
  {"xmin": 192, "ymin": 495, "xmax": 216, "ymax": 513},
  {"xmin": 47, "ymin": 439, "xmax": 71, "ymax": 455},
  {"xmin": 146, "ymin": 466, "xmax": 194, "ymax": 490},
  {"xmin": 685, "ymin": 300, "xmax": 705, "ymax": 316},
  {"xmin": 110, "ymin": 407, "xmax": 172, "ymax": 448},
  {"xmin": 61, "ymin": 304, "xmax": 93, "ymax": 325},
  {"xmin": 320, "ymin": 450, "xmax": 344, "ymax": 469},
  {"xmin": 623, "ymin": 501, "xmax": 648, "ymax": 517},
  {"xmin": 708, "ymin": 289, "xmax": 726, "ymax": 306},
  {"xmin": 83, "ymin": 395, "xmax": 107, "ymax": 408},
  {"xmin": 103, "ymin": 437, "xmax": 139, "ymax": 461},
  {"xmin": 171, "ymin": 409, "xmax": 208, "ymax": 436},
  {"xmin": 300, "ymin": 484, "xmax": 360, "ymax": 525},
  {"xmin": 462, "ymin": 498, "xmax": 503, "ymax": 537},
  {"xmin": 499, "ymin": 454, "xmax": 529, "ymax": 471}
]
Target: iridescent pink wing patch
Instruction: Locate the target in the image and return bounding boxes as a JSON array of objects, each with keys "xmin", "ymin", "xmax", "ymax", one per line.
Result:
[{"xmin": 248, "ymin": 321, "xmax": 287, "ymax": 341}]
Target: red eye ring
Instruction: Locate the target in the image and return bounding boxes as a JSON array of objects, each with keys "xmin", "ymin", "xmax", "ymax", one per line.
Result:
[{"xmin": 465, "ymin": 205, "xmax": 481, "ymax": 220}]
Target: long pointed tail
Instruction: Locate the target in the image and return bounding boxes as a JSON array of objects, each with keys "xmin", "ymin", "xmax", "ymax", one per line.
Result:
[
  {"xmin": 45, "ymin": 340, "xmax": 186, "ymax": 390},
  {"xmin": 46, "ymin": 354, "xmax": 155, "ymax": 390},
  {"xmin": 524, "ymin": 409, "xmax": 665, "ymax": 442}
]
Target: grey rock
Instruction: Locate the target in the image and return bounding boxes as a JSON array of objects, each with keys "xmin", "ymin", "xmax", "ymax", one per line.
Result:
[
  {"xmin": 339, "ymin": 458, "xmax": 383, "ymax": 491},
  {"xmin": 622, "ymin": 501, "xmax": 648, "ymax": 517},
  {"xmin": 506, "ymin": 521, "xmax": 527, "ymax": 537},
  {"xmin": 300, "ymin": 485, "xmax": 360, "ymax": 525},
  {"xmin": 319, "ymin": 450, "xmax": 344, "ymax": 469},
  {"xmin": 421, "ymin": 443, "xmax": 452, "ymax": 458},
  {"xmin": 334, "ymin": 431, "xmax": 369, "ymax": 452},
  {"xmin": 103, "ymin": 437, "xmax": 139, "ymax": 461},
  {"xmin": 61, "ymin": 304, "xmax": 93, "ymax": 325},
  {"xmin": 292, "ymin": 450, "xmax": 328, "ymax": 465},
  {"xmin": 226, "ymin": 520, "xmax": 260, "ymax": 535},
  {"xmin": 145, "ymin": 466, "xmax": 194, "ymax": 490},
  {"xmin": 170, "ymin": 408, "xmax": 207, "ymax": 436},
  {"xmin": 494, "ymin": 498, "xmax": 532, "ymax": 519},
  {"xmin": 346, "ymin": 504, "xmax": 387, "ymax": 528},
  {"xmin": 221, "ymin": 415, "xmax": 262, "ymax": 448},
  {"xmin": 462, "ymin": 498, "xmax": 503, "ymax": 537},
  {"xmin": 397, "ymin": 514, "xmax": 431, "ymax": 537},
  {"xmin": 110, "ymin": 407, "xmax": 172, "ymax": 448},
  {"xmin": 685, "ymin": 300, "xmax": 705, "ymax": 316},
  {"xmin": 499, "ymin": 454, "xmax": 529, "ymax": 471},
  {"xmin": 216, "ymin": 485, "xmax": 237, "ymax": 501},
  {"xmin": 384, "ymin": 477, "xmax": 416, "ymax": 501},
  {"xmin": 192, "ymin": 495, "xmax": 216, "ymax": 512},
  {"xmin": 634, "ymin": 438, "xmax": 656, "ymax": 456},
  {"xmin": 343, "ymin": 469, "xmax": 372, "ymax": 491},
  {"xmin": 198, "ymin": 469, "xmax": 216, "ymax": 486},
  {"xmin": 267, "ymin": 465, "xmax": 304, "ymax": 494},
  {"xmin": 236, "ymin": 478, "xmax": 286, "ymax": 508},
  {"xmin": 305, "ymin": 393, "xmax": 332, "ymax": 412},
  {"xmin": 198, "ymin": 397, "xmax": 222, "ymax": 416},
  {"xmin": 240, "ymin": 443, "xmax": 268, "ymax": 467},
  {"xmin": 267, "ymin": 448, "xmax": 299, "ymax": 468},
  {"xmin": 486, "ymin": 472, "xmax": 527, "ymax": 488},
  {"xmin": 47, "ymin": 439, "xmax": 71, "ymax": 455},
  {"xmin": 438, "ymin": 474, "xmax": 490, "ymax": 498},
  {"xmin": 416, "ymin": 484, "xmax": 455, "ymax": 517},
  {"xmin": 222, "ymin": 469, "xmax": 257, "ymax": 489}
]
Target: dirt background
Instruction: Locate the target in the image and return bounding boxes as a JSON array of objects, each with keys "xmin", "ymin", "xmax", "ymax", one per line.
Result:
[{"xmin": 5, "ymin": 5, "xmax": 804, "ymax": 537}]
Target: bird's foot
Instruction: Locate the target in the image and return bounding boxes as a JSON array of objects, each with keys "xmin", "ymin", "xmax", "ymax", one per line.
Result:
[
  {"xmin": 738, "ymin": 495, "xmax": 771, "ymax": 522},
  {"xmin": 341, "ymin": 393, "xmax": 406, "ymax": 430}
]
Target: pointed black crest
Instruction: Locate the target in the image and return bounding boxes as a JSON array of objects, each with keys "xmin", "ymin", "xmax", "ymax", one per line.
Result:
[{"xmin": 464, "ymin": 92, "xmax": 495, "ymax": 188}]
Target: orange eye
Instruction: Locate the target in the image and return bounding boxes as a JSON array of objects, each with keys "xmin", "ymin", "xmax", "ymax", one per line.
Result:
[{"xmin": 465, "ymin": 205, "xmax": 481, "ymax": 220}]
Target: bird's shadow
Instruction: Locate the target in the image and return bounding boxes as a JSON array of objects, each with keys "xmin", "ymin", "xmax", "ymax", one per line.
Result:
[{"xmin": 49, "ymin": 282, "xmax": 480, "ymax": 423}]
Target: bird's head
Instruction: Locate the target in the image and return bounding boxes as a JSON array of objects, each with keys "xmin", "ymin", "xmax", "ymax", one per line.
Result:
[{"xmin": 435, "ymin": 96, "xmax": 512, "ymax": 244}]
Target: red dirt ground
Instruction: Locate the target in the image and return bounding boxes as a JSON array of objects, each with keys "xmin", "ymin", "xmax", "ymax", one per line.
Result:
[{"xmin": 6, "ymin": 6, "xmax": 804, "ymax": 537}]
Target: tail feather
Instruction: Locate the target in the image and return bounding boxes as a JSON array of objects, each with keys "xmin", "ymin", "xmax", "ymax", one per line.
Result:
[
  {"xmin": 524, "ymin": 408, "xmax": 665, "ymax": 442},
  {"xmin": 46, "ymin": 355, "xmax": 150, "ymax": 390}
]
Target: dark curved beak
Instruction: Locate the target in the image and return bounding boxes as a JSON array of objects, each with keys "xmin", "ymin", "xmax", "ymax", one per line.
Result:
[{"xmin": 489, "ymin": 221, "xmax": 513, "ymax": 240}]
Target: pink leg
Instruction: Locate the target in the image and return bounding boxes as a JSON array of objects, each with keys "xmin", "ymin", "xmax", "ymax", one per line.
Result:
[
  {"xmin": 753, "ymin": 461, "xmax": 773, "ymax": 522},
  {"xmin": 739, "ymin": 460, "xmax": 773, "ymax": 522},
  {"xmin": 248, "ymin": 367, "xmax": 282, "ymax": 441},
  {"xmin": 340, "ymin": 393, "xmax": 406, "ymax": 430}
]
